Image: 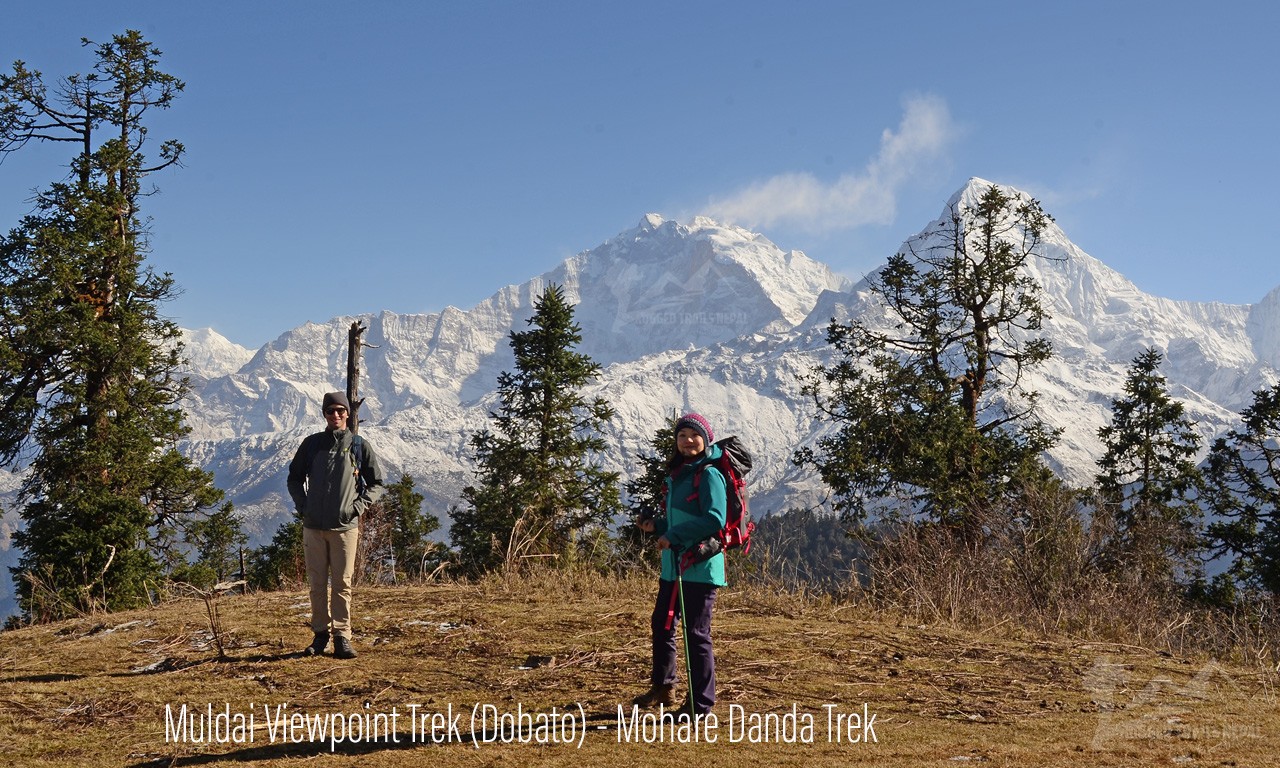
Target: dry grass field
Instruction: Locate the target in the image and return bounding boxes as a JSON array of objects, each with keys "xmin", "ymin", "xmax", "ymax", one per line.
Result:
[{"xmin": 1, "ymin": 571, "xmax": 1275, "ymax": 767}]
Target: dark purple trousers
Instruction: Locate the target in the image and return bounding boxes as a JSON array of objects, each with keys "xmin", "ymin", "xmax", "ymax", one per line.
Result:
[{"xmin": 650, "ymin": 578, "xmax": 717, "ymax": 713}]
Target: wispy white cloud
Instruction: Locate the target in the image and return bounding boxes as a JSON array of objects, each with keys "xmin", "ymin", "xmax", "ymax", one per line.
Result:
[{"xmin": 703, "ymin": 95, "xmax": 956, "ymax": 233}]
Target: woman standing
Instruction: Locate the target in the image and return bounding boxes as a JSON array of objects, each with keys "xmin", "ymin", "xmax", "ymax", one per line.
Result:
[{"xmin": 633, "ymin": 413, "xmax": 727, "ymax": 718}]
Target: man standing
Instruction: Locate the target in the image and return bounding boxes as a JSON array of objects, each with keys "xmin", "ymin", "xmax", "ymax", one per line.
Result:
[{"xmin": 287, "ymin": 392, "xmax": 385, "ymax": 659}]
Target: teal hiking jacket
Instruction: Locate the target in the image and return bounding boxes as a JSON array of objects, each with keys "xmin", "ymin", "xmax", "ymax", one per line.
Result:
[{"xmin": 655, "ymin": 444, "xmax": 728, "ymax": 586}]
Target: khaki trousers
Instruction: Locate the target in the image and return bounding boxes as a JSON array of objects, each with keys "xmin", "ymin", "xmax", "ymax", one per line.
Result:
[{"xmin": 304, "ymin": 526, "xmax": 359, "ymax": 639}]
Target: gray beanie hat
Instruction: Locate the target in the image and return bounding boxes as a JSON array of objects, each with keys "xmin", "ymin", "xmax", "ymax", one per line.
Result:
[{"xmin": 322, "ymin": 392, "xmax": 350, "ymax": 412}]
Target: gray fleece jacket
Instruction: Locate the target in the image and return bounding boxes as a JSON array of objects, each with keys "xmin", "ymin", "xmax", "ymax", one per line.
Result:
[{"xmin": 287, "ymin": 428, "xmax": 386, "ymax": 531}]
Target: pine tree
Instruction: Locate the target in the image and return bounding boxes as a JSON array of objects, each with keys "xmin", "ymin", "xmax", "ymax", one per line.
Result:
[
  {"xmin": 451, "ymin": 284, "xmax": 621, "ymax": 576},
  {"xmin": 614, "ymin": 415, "xmax": 678, "ymax": 568},
  {"xmin": 169, "ymin": 502, "xmax": 248, "ymax": 589},
  {"xmin": 1094, "ymin": 348, "xmax": 1204, "ymax": 585},
  {"xmin": 360, "ymin": 474, "xmax": 442, "ymax": 581},
  {"xmin": 795, "ymin": 183, "xmax": 1059, "ymax": 533},
  {"xmin": 0, "ymin": 31, "xmax": 222, "ymax": 619},
  {"xmin": 247, "ymin": 520, "xmax": 305, "ymax": 591},
  {"xmin": 1203, "ymin": 384, "xmax": 1280, "ymax": 595},
  {"xmin": 389, "ymin": 475, "xmax": 444, "ymax": 577}
]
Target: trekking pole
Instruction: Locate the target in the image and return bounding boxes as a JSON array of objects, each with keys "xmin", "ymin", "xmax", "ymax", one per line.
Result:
[{"xmin": 675, "ymin": 555, "xmax": 695, "ymax": 717}]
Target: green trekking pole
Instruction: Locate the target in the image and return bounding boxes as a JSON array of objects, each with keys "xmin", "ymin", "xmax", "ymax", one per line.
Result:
[{"xmin": 675, "ymin": 557, "xmax": 695, "ymax": 718}]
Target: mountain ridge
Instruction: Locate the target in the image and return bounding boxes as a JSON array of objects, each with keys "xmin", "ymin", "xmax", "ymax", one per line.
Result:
[
  {"xmin": 3, "ymin": 180, "xmax": 1276, "ymax": 614},
  {"xmin": 168, "ymin": 180, "xmax": 1277, "ymax": 550}
]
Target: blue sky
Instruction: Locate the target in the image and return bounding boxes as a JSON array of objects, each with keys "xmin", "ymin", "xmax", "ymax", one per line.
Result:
[{"xmin": 3, "ymin": 1, "xmax": 1278, "ymax": 348}]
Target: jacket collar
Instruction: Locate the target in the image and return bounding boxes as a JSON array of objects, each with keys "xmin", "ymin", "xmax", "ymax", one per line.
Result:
[{"xmin": 673, "ymin": 442, "xmax": 722, "ymax": 475}]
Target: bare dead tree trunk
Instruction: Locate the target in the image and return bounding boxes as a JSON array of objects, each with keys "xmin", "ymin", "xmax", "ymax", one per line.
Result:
[
  {"xmin": 345, "ymin": 319, "xmax": 383, "ymax": 580},
  {"xmin": 346, "ymin": 321, "xmax": 367, "ymax": 433}
]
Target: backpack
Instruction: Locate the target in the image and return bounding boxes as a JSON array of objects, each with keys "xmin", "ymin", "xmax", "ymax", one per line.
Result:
[{"xmin": 679, "ymin": 435, "xmax": 754, "ymax": 568}]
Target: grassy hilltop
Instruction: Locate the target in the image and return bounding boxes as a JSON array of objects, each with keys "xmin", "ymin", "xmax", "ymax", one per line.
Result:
[{"xmin": 1, "ymin": 572, "xmax": 1276, "ymax": 767}]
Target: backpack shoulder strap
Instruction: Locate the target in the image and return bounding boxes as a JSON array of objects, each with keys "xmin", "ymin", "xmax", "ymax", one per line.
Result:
[
  {"xmin": 351, "ymin": 434, "xmax": 366, "ymax": 492},
  {"xmin": 303, "ymin": 433, "xmax": 364, "ymax": 476},
  {"xmin": 687, "ymin": 460, "xmax": 726, "ymax": 506}
]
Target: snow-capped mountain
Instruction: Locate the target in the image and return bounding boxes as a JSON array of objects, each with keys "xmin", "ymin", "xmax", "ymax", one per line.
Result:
[
  {"xmin": 179, "ymin": 328, "xmax": 255, "ymax": 380},
  {"xmin": 175, "ymin": 215, "xmax": 852, "ymax": 541},
  {"xmin": 169, "ymin": 181, "xmax": 1277, "ymax": 547},
  {"xmin": 3, "ymin": 179, "xmax": 1277, "ymax": 613},
  {"xmin": 802, "ymin": 180, "xmax": 1271, "ymax": 483}
]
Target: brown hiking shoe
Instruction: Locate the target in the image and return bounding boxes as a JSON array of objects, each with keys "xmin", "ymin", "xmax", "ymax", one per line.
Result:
[{"xmin": 631, "ymin": 683, "xmax": 674, "ymax": 709}]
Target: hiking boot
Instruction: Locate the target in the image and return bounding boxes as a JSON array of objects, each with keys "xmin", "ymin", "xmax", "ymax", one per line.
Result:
[
  {"xmin": 333, "ymin": 635, "xmax": 358, "ymax": 659},
  {"xmin": 303, "ymin": 632, "xmax": 329, "ymax": 656},
  {"xmin": 631, "ymin": 683, "xmax": 674, "ymax": 709}
]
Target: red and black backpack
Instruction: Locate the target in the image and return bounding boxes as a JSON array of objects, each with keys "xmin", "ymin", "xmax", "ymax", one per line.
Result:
[{"xmin": 678, "ymin": 435, "xmax": 754, "ymax": 568}]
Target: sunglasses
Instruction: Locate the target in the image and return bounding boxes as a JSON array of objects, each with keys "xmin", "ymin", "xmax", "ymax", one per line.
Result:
[{"xmin": 325, "ymin": 407, "xmax": 348, "ymax": 415}]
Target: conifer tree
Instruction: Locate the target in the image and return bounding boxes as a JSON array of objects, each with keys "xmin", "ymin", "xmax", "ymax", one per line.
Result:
[
  {"xmin": 169, "ymin": 502, "xmax": 248, "ymax": 589},
  {"xmin": 1095, "ymin": 348, "xmax": 1204, "ymax": 585},
  {"xmin": 795, "ymin": 184, "xmax": 1059, "ymax": 533},
  {"xmin": 247, "ymin": 520, "xmax": 305, "ymax": 591},
  {"xmin": 451, "ymin": 284, "xmax": 621, "ymax": 575},
  {"xmin": 614, "ymin": 415, "xmax": 678, "ymax": 568},
  {"xmin": 1203, "ymin": 384, "xmax": 1280, "ymax": 595},
  {"xmin": 0, "ymin": 31, "xmax": 222, "ymax": 619},
  {"xmin": 359, "ymin": 474, "xmax": 442, "ymax": 581},
  {"xmin": 387, "ymin": 474, "xmax": 443, "ymax": 577}
]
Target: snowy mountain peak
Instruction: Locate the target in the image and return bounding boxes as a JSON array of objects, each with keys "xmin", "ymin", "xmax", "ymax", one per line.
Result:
[
  {"xmin": 638, "ymin": 212, "xmax": 665, "ymax": 231},
  {"xmin": 550, "ymin": 215, "xmax": 850, "ymax": 361},
  {"xmin": 1248, "ymin": 285, "xmax": 1280, "ymax": 368},
  {"xmin": 950, "ymin": 175, "xmax": 1004, "ymax": 206},
  {"xmin": 164, "ymin": 181, "xmax": 1277, "ymax": 553},
  {"xmin": 179, "ymin": 328, "xmax": 254, "ymax": 378},
  {"xmin": 178, "ymin": 214, "xmax": 849, "ymax": 440}
]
